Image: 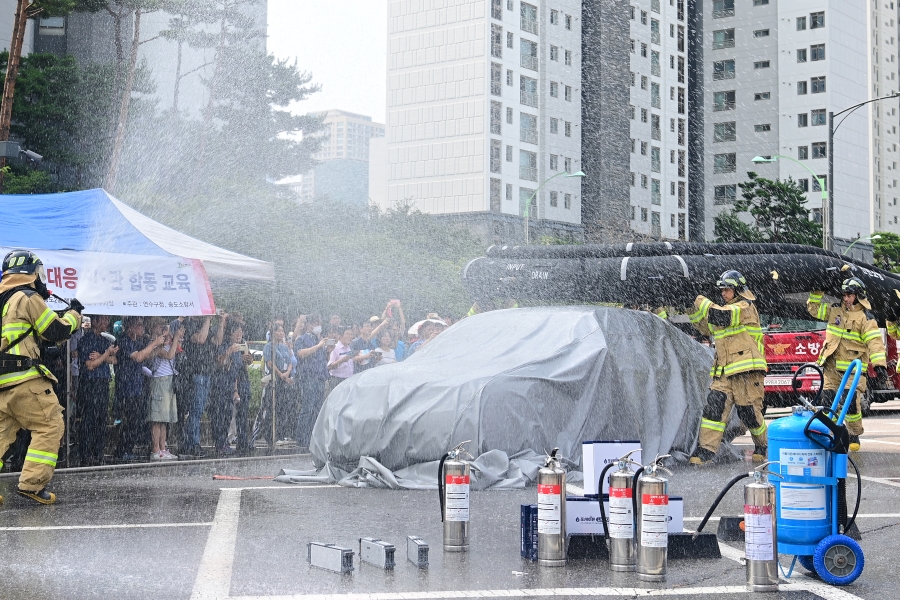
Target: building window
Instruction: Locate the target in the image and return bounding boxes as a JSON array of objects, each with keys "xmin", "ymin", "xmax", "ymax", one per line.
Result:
[
  {"xmin": 491, "ymin": 101, "xmax": 502, "ymax": 134},
  {"xmin": 796, "ymin": 179, "xmax": 810, "ymax": 192},
  {"xmin": 641, "ymin": 75, "xmax": 648, "ymax": 90},
  {"xmin": 641, "ymin": 141, "xmax": 648, "ymax": 155},
  {"xmin": 812, "ymin": 176, "xmax": 827, "ymax": 192},
  {"xmin": 678, "ymin": 119, "xmax": 686, "ymax": 145},
  {"xmin": 630, "ymin": 6, "xmax": 635, "ymax": 20},
  {"xmin": 565, "ymin": 14, "xmax": 572, "ymax": 30},
  {"xmin": 753, "ymin": 0, "xmax": 768, "ymax": 5},
  {"xmin": 753, "ymin": 29, "xmax": 769, "ymax": 37},
  {"xmin": 491, "ymin": 63, "xmax": 502, "ymax": 96},
  {"xmin": 714, "ymin": 90, "xmax": 736, "ymax": 111},
  {"xmin": 550, "ymin": 154, "xmax": 558, "ymax": 170},
  {"xmin": 564, "ymin": 157, "xmax": 572, "ymax": 173},
  {"xmin": 714, "ymin": 184, "xmax": 737, "ymax": 204},
  {"xmin": 38, "ymin": 16, "xmax": 65, "ymax": 36},
  {"xmin": 550, "ymin": 118, "xmax": 558, "ymax": 134},
  {"xmin": 520, "ymin": 75, "xmax": 538, "ymax": 107},
  {"xmin": 651, "ymin": 179, "xmax": 662, "ymax": 204},
  {"xmin": 651, "ymin": 19, "xmax": 661, "ymax": 44},
  {"xmin": 564, "ymin": 193, "xmax": 572, "ymax": 209},
  {"xmin": 504, "ymin": 145, "xmax": 512, "ymax": 162},
  {"xmin": 641, "ymin": 43, "xmax": 648, "ymax": 57},
  {"xmin": 797, "ymin": 16, "xmax": 807, "ymax": 30},
  {"xmin": 714, "ymin": 153, "xmax": 736, "ymax": 173},
  {"xmin": 631, "ymin": 139, "xmax": 636, "ymax": 153},
  {"xmin": 651, "ymin": 0, "xmax": 660, "ymax": 13},
  {"xmin": 651, "ymin": 147, "xmax": 661, "ymax": 172},
  {"xmin": 506, "ymin": 183, "xmax": 513, "ymax": 201},
  {"xmin": 798, "ymin": 146, "xmax": 809, "ymax": 160},
  {"xmin": 714, "ymin": 121, "xmax": 737, "ymax": 142},
  {"xmin": 797, "ymin": 48, "xmax": 807, "ymax": 62},
  {"xmin": 677, "ymin": 0, "xmax": 685, "ymax": 21},
  {"xmin": 550, "ymin": 81, "xmax": 559, "ymax": 97},
  {"xmin": 797, "ymin": 81, "xmax": 808, "ymax": 95},
  {"xmin": 519, "ymin": 150, "xmax": 537, "ymax": 181},
  {"xmin": 641, "ymin": 207, "xmax": 648, "ymax": 222},
  {"xmin": 810, "ymin": 44, "xmax": 825, "ymax": 61},
  {"xmin": 678, "ymin": 181, "xmax": 686, "ymax": 208},
  {"xmin": 641, "ymin": 174, "xmax": 648, "ymax": 188},
  {"xmin": 565, "ymin": 121, "xmax": 572, "ymax": 137},
  {"xmin": 550, "ymin": 191, "xmax": 558, "ymax": 207},
  {"xmin": 652, "ymin": 114, "xmax": 661, "ymax": 140},
  {"xmin": 550, "ymin": 45, "xmax": 559, "ymax": 61},
  {"xmin": 712, "ymin": 0, "xmax": 735, "ymax": 18},
  {"xmin": 550, "ymin": 9, "xmax": 558, "ymax": 25},
  {"xmin": 520, "ymin": 39, "xmax": 538, "ymax": 71},
  {"xmin": 713, "ymin": 59, "xmax": 736, "ymax": 80},
  {"xmin": 492, "ymin": 24, "xmax": 503, "ymax": 58},
  {"xmin": 678, "ymin": 25, "xmax": 685, "ymax": 51},
  {"xmin": 651, "ymin": 82, "xmax": 661, "ymax": 108},
  {"xmin": 811, "ymin": 109, "xmax": 826, "ymax": 126},
  {"xmin": 519, "ymin": 187, "xmax": 535, "ymax": 216},
  {"xmin": 652, "ymin": 51, "xmax": 661, "ymax": 76},
  {"xmin": 812, "ymin": 142, "xmax": 827, "ymax": 158},
  {"xmin": 490, "ymin": 177, "xmax": 502, "ymax": 210},
  {"xmin": 492, "ymin": 0, "xmax": 503, "ymax": 19},
  {"xmin": 811, "ymin": 76, "xmax": 826, "ymax": 93},
  {"xmin": 671, "ymin": 181, "xmax": 676, "ymax": 195},
  {"xmin": 754, "ymin": 92, "xmax": 771, "ymax": 100},
  {"xmin": 630, "ymin": 105, "xmax": 635, "ymax": 120},
  {"xmin": 631, "ymin": 39, "xmax": 635, "ymax": 53},
  {"xmin": 520, "ymin": 112, "xmax": 538, "ymax": 144},
  {"xmin": 507, "ymin": 107, "xmax": 513, "ymax": 124},
  {"xmin": 507, "ymin": 31, "xmax": 514, "ymax": 49},
  {"xmin": 651, "ymin": 211, "xmax": 661, "ymax": 237},
  {"xmin": 507, "ymin": 69, "xmax": 513, "ymax": 86},
  {"xmin": 754, "ymin": 123, "xmax": 771, "ymax": 132},
  {"xmin": 810, "ymin": 11, "xmax": 824, "ymax": 29},
  {"xmin": 641, "ymin": 108, "xmax": 648, "ymax": 123},
  {"xmin": 754, "ymin": 60, "xmax": 770, "ymax": 69},
  {"xmin": 521, "ymin": 2, "xmax": 538, "ymax": 34},
  {"xmin": 678, "ymin": 87, "xmax": 685, "ymax": 114},
  {"xmin": 565, "ymin": 50, "xmax": 572, "ymax": 66},
  {"xmin": 798, "ymin": 113, "xmax": 808, "ymax": 127},
  {"xmin": 565, "ymin": 85, "xmax": 572, "ymax": 101},
  {"xmin": 507, "ymin": 0, "xmax": 513, "ymax": 9},
  {"xmin": 631, "ymin": 172, "xmax": 636, "ymax": 186},
  {"xmin": 713, "ymin": 29, "xmax": 735, "ymax": 49},
  {"xmin": 677, "ymin": 56, "xmax": 685, "ymax": 83},
  {"xmin": 491, "ymin": 139, "xmax": 502, "ymax": 173}
]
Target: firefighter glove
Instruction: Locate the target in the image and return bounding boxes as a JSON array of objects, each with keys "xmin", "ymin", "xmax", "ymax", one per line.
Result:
[
  {"xmin": 875, "ymin": 365, "xmax": 889, "ymax": 385},
  {"xmin": 69, "ymin": 298, "xmax": 85, "ymax": 314}
]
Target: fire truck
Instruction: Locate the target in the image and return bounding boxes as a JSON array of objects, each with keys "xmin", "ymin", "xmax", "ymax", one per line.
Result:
[{"xmin": 761, "ymin": 317, "xmax": 900, "ymax": 414}]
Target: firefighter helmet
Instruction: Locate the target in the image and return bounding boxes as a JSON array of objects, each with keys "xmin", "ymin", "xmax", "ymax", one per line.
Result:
[
  {"xmin": 717, "ymin": 270, "xmax": 755, "ymax": 300},
  {"xmin": 841, "ymin": 277, "xmax": 867, "ymax": 299},
  {"xmin": 1, "ymin": 250, "xmax": 46, "ymax": 282}
]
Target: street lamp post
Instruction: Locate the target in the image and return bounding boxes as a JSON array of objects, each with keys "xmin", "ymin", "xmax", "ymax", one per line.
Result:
[
  {"xmin": 842, "ymin": 233, "xmax": 882, "ymax": 257},
  {"xmin": 523, "ymin": 170, "xmax": 586, "ymax": 243},
  {"xmin": 751, "ymin": 155, "xmax": 828, "ymax": 247},
  {"xmin": 828, "ymin": 92, "xmax": 900, "ymax": 252}
]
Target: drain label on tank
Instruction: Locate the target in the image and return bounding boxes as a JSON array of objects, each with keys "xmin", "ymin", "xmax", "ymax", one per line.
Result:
[
  {"xmin": 444, "ymin": 474, "xmax": 470, "ymax": 522},
  {"xmin": 779, "ymin": 448, "xmax": 826, "ymax": 478},
  {"xmin": 537, "ymin": 484, "xmax": 562, "ymax": 534},
  {"xmin": 744, "ymin": 504, "xmax": 774, "ymax": 561},
  {"xmin": 779, "ymin": 483, "xmax": 826, "ymax": 520},
  {"xmin": 608, "ymin": 487, "xmax": 634, "ymax": 539},
  {"xmin": 640, "ymin": 494, "xmax": 668, "ymax": 547}
]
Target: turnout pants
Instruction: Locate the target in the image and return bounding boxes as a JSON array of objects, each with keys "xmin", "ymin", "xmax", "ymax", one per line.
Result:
[
  {"xmin": 822, "ymin": 360, "xmax": 865, "ymax": 436},
  {"xmin": 0, "ymin": 378, "xmax": 64, "ymax": 492},
  {"xmin": 698, "ymin": 371, "xmax": 768, "ymax": 454}
]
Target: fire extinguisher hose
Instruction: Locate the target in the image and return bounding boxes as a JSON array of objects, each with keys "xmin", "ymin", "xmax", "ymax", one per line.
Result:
[
  {"xmin": 438, "ymin": 452, "xmax": 450, "ymax": 523},
  {"xmin": 631, "ymin": 466, "xmax": 645, "ymax": 529},
  {"xmin": 692, "ymin": 472, "xmax": 752, "ymax": 538},
  {"xmin": 597, "ymin": 462, "xmax": 617, "ymax": 540},
  {"xmin": 845, "ymin": 456, "xmax": 862, "ymax": 534}
]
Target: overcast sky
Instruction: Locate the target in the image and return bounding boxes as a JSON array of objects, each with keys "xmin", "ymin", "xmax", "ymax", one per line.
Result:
[{"xmin": 267, "ymin": 0, "xmax": 388, "ymax": 124}]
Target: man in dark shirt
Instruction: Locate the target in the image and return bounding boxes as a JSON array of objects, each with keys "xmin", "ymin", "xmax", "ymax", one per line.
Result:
[
  {"xmin": 76, "ymin": 315, "xmax": 118, "ymax": 465},
  {"xmin": 294, "ymin": 315, "xmax": 329, "ymax": 447},
  {"xmin": 181, "ymin": 315, "xmax": 225, "ymax": 456},
  {"xmin": 113, "ymin": 317, "xmax": 163, "ymax": 461}
]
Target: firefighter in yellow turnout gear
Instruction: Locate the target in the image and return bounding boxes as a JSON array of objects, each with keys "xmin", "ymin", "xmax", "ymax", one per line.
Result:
[
  {"xmin": 689, "ymin": 270, "xmax": 769, "ymax": 466},
  {"xmin": 0, "ymin": 250, "xmax": 82, "ymax": 505},
  {"xmin": 807, "ymin": 277, "xmax": 887, "ymax": 452}
]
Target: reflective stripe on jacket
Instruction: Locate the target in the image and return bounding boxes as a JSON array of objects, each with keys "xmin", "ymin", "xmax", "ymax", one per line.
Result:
[
  {"xmin": 691, "ymin": 294, "xmax": 767, "ymax": 378},
  {"xmin": 807, "ymin": 292, "xmax": 886, "ymax": 373}
]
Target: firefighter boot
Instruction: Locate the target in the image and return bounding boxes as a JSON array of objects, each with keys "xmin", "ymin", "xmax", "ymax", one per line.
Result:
[
  {"xmin": 849, "ymin": 436, "xmax": 861, "ymax": 452},
  {"xmin": 690, "ymin": 447, "xmax": 716, "ymax": 466},
  {"xmin": 17, "ymin": 487, "xmax": 56, "ymax": 505},
  {"xmin": 752, "ymin": 446, "xmax": 767, "ymax": 463}
]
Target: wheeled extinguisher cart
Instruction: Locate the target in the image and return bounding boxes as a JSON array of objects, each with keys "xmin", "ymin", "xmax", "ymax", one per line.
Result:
[
  {"xmin": 438, "ymin": 441, "xmax": 473, "ymax": 552},
  {"xmin": 770, "ymin": 360, "xmax": 866, "ymax": 585}
]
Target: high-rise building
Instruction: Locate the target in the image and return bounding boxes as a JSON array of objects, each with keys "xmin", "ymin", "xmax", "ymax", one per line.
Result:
[
  {"xmin": 871, "ymin": 0, "xmax": 900, "ymax": 231},
  {"xmin": 698, "ymin": 0, "xmax": 881, "ymax": 246},
  {"xmin": 376, "ymin": 0, "xmax": 583, "ymax": 243}
]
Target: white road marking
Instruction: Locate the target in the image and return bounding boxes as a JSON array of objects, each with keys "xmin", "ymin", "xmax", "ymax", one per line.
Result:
[
  {"xmin": 683, "ymin": 513, "xmax": 900, "ymax": 522},
  {"xmin": 225, "ymin": 485, "xmax": 342, "ymax": 491},
  {"xmin": 191, "ymin": 488, "xmax": 242, "ymax": 600},
  {"xmin": 0, "ymin": 522, "xmax": 212, "ymax": 532},
  {"xmin": 849, "ymin": 474, "xmax": 900, "ymax": 489}
]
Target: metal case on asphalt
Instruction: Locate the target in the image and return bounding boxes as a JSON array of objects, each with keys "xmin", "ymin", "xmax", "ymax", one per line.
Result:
[
  {"xmin": 359, "ymin": 537, "xmax": 395, "ymax": 569},
  {"xmin": 582, "ymin": 440, "xmax": 641, "ymax": 496},
  {"xmin": 307, "ymin": 542, "xmax": 355, "ymax": 574},
  {"xmin": 407, "ymin": 536, "xmax": 429, "ymax": 568}
]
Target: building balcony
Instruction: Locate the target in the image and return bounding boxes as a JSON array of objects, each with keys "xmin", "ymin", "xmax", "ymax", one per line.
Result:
[
  {"xmin": 712, "ymin": 8, "xmax": 735, "ymax": 18},
  {"xmin": 520, "ymin": 55, "xmax": 539, "ymax": 71},
  {"xmin": 520, "ymin": 166, "xmax": 537, "ymax": 181},
  {"xmin": 521, "ymin": 18, "xmax": 538, "ymax": 35},
  {"xmin": 713, "ymin": 101, "xmax": 736, "ymax": 111},
  {"xmin": 520, "ymin": 91, "xmax": 538, "ymax": 107},
  {"xmin": 491, "ymin": 82, "xmax": 502, "ymax": 96},
  {"xmin": 712, "ymin": 40, "xmax": 735, "ymax": 49},
  {"xmin": 521, "ymin": 129, "xmax": 538, "ymax": 144}
]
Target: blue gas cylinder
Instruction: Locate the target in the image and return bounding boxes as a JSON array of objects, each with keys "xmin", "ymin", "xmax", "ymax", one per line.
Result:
[{"xmin": 767, "ymin": 407, "xmax": 833, "ymax": 548}]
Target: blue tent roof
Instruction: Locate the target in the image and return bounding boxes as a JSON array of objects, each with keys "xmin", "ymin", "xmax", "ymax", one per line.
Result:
[{"xmin": 1, "ymin": 189, "xmax": 273, "ymax": 281}]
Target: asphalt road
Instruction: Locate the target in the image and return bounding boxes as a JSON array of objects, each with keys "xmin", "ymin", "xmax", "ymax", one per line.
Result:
[{"xmin": 1, "ymin": 408, "xmax": 899, "ymax": 600}]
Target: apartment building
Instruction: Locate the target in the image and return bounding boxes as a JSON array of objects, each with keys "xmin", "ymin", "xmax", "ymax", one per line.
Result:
[
  {"xmin": 625, "ymin": 0, "xmax": 691, "ymax": 240},
  {"xmin": 871, "ymin": 0, "xmax": 900, "ymax": 230},
  {"xmin": 378, "ymin": 0, "xmax": 582, "ymax": 242},
  {"xmin": 702, "ymin": 0, "xmax": 872, "ymax": 244}
]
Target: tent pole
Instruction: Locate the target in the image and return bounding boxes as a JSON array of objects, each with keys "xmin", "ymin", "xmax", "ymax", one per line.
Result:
[
  {"xmin": 66, "ymin": 338, "xmax": 71, "ymax": 466},
  {"xmin": 271, "ymin": 284, "xmax": 276, "ymax": 456}
]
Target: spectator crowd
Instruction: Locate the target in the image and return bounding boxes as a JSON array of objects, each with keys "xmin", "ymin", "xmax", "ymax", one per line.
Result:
[{"xmin": 1, "ymin": 300, "xmax": 454, "ymax": 469}]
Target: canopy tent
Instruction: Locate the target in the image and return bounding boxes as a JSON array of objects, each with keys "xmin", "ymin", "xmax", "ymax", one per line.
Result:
[{"xmin": 1, "ymin": 188, "xmax": 274, "ymax": 316}]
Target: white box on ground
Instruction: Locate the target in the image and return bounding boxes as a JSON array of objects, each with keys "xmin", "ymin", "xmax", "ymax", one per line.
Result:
[
  {"xmin": 566, "ymin": 496, "xmax": 683, "ymax": 535},
  {"xmin": 582, "ymin": 440, "xmax": 641, "ymax": 496}
]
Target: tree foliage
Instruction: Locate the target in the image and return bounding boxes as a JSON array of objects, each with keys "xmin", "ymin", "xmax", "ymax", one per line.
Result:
[
  {"xmin": 873, "ymin": 232, "xmax": 900, "ymax": 273},
  {"xmin": 714, "ymin": 171, "xmax": 823, "ymax": 247}
]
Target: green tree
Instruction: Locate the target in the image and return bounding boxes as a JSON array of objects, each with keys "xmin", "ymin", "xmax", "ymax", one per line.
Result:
[
  {"xmin": 714, "ymin": 171, "xmax": 823, "ymax": 246},
  {"xmin": 873, "ymin": 232, "xmax": 900, "ymax": 273}
]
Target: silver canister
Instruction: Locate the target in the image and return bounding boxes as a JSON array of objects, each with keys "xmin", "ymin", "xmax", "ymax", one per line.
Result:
[
  {"xmin": 537, "ymin": 448, "xmax": 567, "ymax": 567},
  {"xmin": 440, "ymin": 441, "xmax": 472, "ymax": 552},
  {"xmin": 608, "ymin": 462, "xmax": 636, "ymax": 572},
  {"xmin": 744, "ymin": 464, "xmax": 780, "ymax": 593},
  {"xmin": 635, "ymin": 456, "xmax": 672, "ymax": 582}
]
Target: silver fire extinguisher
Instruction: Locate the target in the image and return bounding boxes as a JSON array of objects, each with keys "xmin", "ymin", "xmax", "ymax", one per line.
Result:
[
  {"xmin": 602, "ymin": 449, "xmax": 641, "ymax": 572},
  {"xmin": 438, "ymin": 441, "xmax": 472, "ymax": 552},
  {"xmin": 744, "ymin": 462, "xmax": 782, "ymax": 592},
  {"xmin": 537, "ymin": 448, "xmax": 567, "ymax": 567},
  {"xmin": 634, "ymin": 454, "xmax": 672, "ymax": 582}
]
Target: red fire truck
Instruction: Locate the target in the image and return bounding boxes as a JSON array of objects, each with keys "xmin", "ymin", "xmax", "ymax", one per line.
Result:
[{"xmin": 762, "ymin": 317, "xmax": 900, "ymax": 414}]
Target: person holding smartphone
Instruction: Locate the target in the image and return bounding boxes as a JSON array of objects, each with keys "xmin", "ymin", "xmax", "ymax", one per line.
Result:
[
  {"xmin": 294, "ymin": 315, "xmax": 329, "ymax": 447},
  {"xmin": 76, "ymin": 314, "xmax": 118, "ymax": 466},
  {"xmin": 326, "ymin": 326, "xmax": 367, "ymax": 395}
]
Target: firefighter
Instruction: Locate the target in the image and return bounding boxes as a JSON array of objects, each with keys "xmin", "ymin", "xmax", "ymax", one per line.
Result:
[
  {"xmin": 0, "ymin": 250, "xmax": 82, "ymax": 505},
  {"xmin": 689, "ymin": 270, "xmax": 769, "ymax": 465},
  {"xmin": 808, "ymin": 277, "xmax": 887, "ymax": 452}
]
